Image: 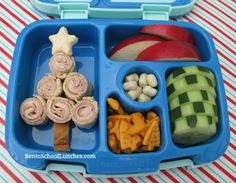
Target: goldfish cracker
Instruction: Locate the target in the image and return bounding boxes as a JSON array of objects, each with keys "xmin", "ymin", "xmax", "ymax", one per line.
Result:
[
  {"xmin": 143, "ymin": 117, "xmax": 160, "ymax": 151},
  {"xmin": 139, "ymin": 120, "xmax": 153, "ymax": 137},
  {"xmin": 146, "ymin": 111, "xmax": 158, "ymax": 122},
  {"xmin": 108, "ymin": 121, "xmax": 114, "ymax": 131},
  {"xmin": 107, "ymin": 115, "xmax": 131, "ymax": 122},
  {"xmin": 109, "ymin": 120, "xmax": 120, "ymax": 140},
  {"xmin": 119, "ymin": 120, "xmax": 142, "ymax": 153},
  {"xmin": 128, "ymin": 112, "xmax": 146, "ymax": 135},
  {"xmin": 107, "ymin": 98, "xmax": 126, "ymax": 114},
  {"xmin": 108, "ymin": 134, "xmax": 121, "ymax": 154}
]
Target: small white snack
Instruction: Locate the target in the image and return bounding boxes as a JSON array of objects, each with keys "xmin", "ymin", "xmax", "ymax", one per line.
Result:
[
  {"xmin": 136, "ymin": 86, "xmax": 142, "ymax": 94},
  {"xmin": 123, "ymin": 72, "xmax": 158, "ymax": 102},
  {"xmin": 147, "ymin": 74, "xmax": 158, "ymax": 87},
  {"xmin": 138, "ymin": 94, "xmax": 151, "ymax": 102},
  {"xmin": 125, "ymin": 73, "xmax": 139, "ymax": 82},
  {"xmin": 143, "ymin": 86, "xmax": 157, "ymax": 97},
  {"xmin": 127, "ymin": 90, "xmax": 140, "ymax": 100},
  {"xmin": 49, "ymin": 27, "xmax": 78, "ymax": 56},
  {"xmin": 123, "ymin": 81, "xmax": 138, "ymax": 91},
  {"xmin": 139, "ymin": 73, "xmax": 147, "ymax": 87}
]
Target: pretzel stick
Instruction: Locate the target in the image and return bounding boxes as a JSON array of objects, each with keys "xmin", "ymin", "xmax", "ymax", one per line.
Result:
[{"xmin": 54, "ymin": 122, "xmax": 70, "ymax": 152}]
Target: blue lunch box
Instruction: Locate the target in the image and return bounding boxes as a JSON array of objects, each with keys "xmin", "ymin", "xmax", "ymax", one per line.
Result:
[{"xmin": 5, "ymin": 0, "xmax": 230, "ymax": 177}]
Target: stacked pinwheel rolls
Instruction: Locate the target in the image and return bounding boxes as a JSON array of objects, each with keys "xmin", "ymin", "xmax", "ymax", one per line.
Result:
[{"xmin": 20, "ymin": 27, "xmax": 99, "ymax": 151}]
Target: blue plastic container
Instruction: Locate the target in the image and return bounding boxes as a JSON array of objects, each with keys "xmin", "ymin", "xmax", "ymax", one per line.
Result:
[{"xmin": 5, "ymin": 0, "xmax": 230, "ymax": 177}]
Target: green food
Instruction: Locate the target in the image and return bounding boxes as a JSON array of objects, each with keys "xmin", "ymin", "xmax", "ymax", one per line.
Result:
[
  {"xmin": 167, "ymin": 66, "xmax": 215, "ymax": 87},
  {"xmin": 169, "ymin": 90, "xmax": 216, "ymax": 110},
  {"xmin": 172, "ymin": 115, "xmax": 217, "ymax": 145},
  {"xmin": 170, "ymin": 101, "xmax": 218, "ymax": 122},
  {"xmin": 167, "ymin": 74, "xmax": 216, "ymax": 101}
]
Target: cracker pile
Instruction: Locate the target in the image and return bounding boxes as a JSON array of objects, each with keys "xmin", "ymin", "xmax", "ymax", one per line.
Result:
[{"xmin": 107, "ymin": 98, "xmax": 160, "ymax": 153}]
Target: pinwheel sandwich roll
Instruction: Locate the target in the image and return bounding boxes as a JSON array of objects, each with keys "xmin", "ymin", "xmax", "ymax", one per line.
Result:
[
  {"xmin": 63, "ymin": 72, "xmax": 93, "ymax": 101},
  {"xmin": 37, "ymin": 74, "xmax": 62, "ymax": 100},
  {"xmin": 72, "ymin": 97, "xmax": 98, "ymax": 129},
  {"xmin": 46, "ymin": 97, "xmax": 74, "ymax": 123},
  {"xmin": 20, "ymin": 95, "xmax": 48, "ymax": 125},
  {"xmin": 49, "ymin": 52, "xmax": 75, "ymax": 79}
]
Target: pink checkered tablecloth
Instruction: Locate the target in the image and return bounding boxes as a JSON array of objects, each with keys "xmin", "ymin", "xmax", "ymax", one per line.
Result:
[{"xmin": 0, "ymin": 0, "xmax": 235, "ymax": 182}]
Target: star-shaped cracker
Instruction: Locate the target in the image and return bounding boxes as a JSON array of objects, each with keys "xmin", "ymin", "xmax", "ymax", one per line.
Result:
[{"xmin": 49, "ymin": 27, "xmax": 78, "ymax": 56}]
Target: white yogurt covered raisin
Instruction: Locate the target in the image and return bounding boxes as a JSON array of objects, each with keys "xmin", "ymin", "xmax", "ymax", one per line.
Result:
[
  {"xmin": 123, "ymin": 81, "xmax": 138, "ymax": 91},
  {"xmin": 139, "ymin": 73, "xmax": 147, "ymax": 87},
  {"xmin": 147, "ymin": 74, "xmax": 158, "ymax": 87},
  {"xmin": 138, "ymin": 93, "xmax": 151, "ymax": 102},
  {"xmin": 143, "ymin": 86, "xmax": 157, "ymax": 97},
  {"xmin": 127, "ymin": 90, "xmax": 140, "ymax": 100},
  {"xmin": 125, "ymin": 73, "xmax": 139, "ymax": 82},
  {"xmin": 136, "ymin": 86, "xmax": 142, "ymax": 94}
]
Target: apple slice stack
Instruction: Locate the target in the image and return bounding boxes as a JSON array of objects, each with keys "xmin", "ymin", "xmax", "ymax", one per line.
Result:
[{"xmin": 109, "ymin": 24, "xmax": 201, "ymax": 61}]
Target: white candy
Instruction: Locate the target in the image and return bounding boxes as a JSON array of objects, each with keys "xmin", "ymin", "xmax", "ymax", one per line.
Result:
[
  {"xmin": 143, "ymin": 86, "xmax": 157, "ymax": 97},
  {"xmin": 147, "ymin": 74, "xmax": 158, "ymax": 87},
  {"xmin": 125, "ymin": 73, "xmax": 139, "ymax": 82},
  {"xmin": 139, "ymin": 73, "xmax": 147, "ymax": 87},
  {"xmin": 127, "ymin": 90, "xmax": 140, "ymax": 100},
  {"xmin": 136, "ymin": 86, "xmax": 142, "ymax": 94},
  {"xmin": 123, "ymin": 81, "xmax": 137, "ymax": 91},
  {"xmin": 138, "ymin": 93, "xmax": 151, "ymax": 102}
]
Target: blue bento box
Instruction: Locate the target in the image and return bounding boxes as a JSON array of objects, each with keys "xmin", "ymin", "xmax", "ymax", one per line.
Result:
[{"xmin": 5, "ymin": 0, "xmax": 230, "ymax": 177}]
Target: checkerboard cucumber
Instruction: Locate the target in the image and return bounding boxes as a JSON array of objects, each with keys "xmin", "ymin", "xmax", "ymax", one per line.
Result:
[
  {"xmin": 172, "ymin": 115, "xmax": 217, "ymax": 145},
  {"xmin": 170, "ymin": 101, "xmax": 218, "ymax": 123},
  {"xmin": 167, "ymin": 66, "xmax": 215, "ymax": 87},
  {"xmin": 169, "ymin": 90, "xmax": 216, "ymax": 110},
  {"xmin": 167, "ymin": 74, "xmax": 216, "ymax": 101}
]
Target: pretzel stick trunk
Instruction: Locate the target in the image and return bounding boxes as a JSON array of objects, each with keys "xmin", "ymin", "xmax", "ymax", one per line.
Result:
[{"xmin": 54, "ymin": 122, "xmax": 70, "ymax": 152}]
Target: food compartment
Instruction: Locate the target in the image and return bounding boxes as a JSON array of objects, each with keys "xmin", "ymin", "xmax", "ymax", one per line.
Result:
[
  {"xmin": 12, "ymin": 21, "xmax": 100, "ymax": 152},
  {"xmin": 165, "ymin": 65, "xmax": 229, "ymax": 151},
  {"xmin": 104, "ymin": 62, "xmax": 172, "ymax": 155},
  {"xmin": 106, "ymin": 93, "xmax": 166, "ymax": 154},
  {"xmin": 118, "ymin": 64, "xmax": 160, "ymax": 103},
  {"xmin": 105, "ymin": 22, "xmax": 213, "ymax": 62}
]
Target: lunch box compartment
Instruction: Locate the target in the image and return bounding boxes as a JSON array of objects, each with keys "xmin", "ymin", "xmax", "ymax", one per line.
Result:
[
  {"xmin": 12, "ymin": 22, "xmax": 100, "ymax": 152},
  {"xmin": 105, "ymin": 23, "xmax": 212, "ymax": 62},
  {"xmin": 165, "ymin": 66, "xmax": 227, "ymax": 149}
]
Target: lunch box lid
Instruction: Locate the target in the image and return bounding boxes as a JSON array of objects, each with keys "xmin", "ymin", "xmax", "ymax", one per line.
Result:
[{"xmin": 30, "ymin": 0, "xmax": 197, "ymax": 20}]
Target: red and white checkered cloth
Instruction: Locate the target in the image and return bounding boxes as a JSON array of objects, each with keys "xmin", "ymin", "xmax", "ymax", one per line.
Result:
[{"xmin": 0, "ymin": 0, "xmax": 235, "ymax": 182}]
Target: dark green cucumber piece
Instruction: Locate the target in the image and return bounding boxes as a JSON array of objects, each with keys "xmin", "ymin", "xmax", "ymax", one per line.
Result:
[
  {"xmin": 170, "ymin": 101, "xmax": 218, "ymax": 123},
  {"xmin": 167, "ymin": 66, "xmax": 215, "ymax": 87},
  {"xmin": 167, "ymin": 74, "xmax": 216, "ymax": 101},
  {"xmin": 169, "ymin": 90, "xmax": 216, "ymax": 110},
  {"xmin": 172, "ymin": 115, "xmax": 217, "ymax": 145}
]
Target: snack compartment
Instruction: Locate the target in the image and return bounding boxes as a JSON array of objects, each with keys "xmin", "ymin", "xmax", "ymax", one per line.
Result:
[{"xmin": 105, "ymin": 21, "xmax": 213, "ymax": 62}]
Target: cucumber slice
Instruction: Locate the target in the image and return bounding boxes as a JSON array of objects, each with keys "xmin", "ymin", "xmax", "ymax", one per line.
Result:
[
  {"xmin": 170, "ymin": 101, "xmax": 218, "ymax": 122},
  {"xmin": 172, "ymin": 115, "xmax": 217, "ymax": 145},
  {"xmin": 169, "ymin": 90, "xmax": 216, "ymax": 110},
  {"xmin": 167, "ymin": 74, "xmax": 216, "ymax": 101},
  {"xmin": 167, "ymin": 66, "xmax": 215, "ymax": 87}
]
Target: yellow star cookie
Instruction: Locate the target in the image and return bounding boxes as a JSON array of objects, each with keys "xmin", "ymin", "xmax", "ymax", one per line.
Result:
[{"xmin": 49, "ymin": 27, "xmax": 78, "ymax": 56}]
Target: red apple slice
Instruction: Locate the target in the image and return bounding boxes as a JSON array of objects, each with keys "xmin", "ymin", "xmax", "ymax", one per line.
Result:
[
  {"xmin": 137, "ymin": 41, "xmax": 201, "ymax": 61},
  {"xmin": 140, "ymin": 24, "xmax": 194, "ymax": 44},
  {"xmin": 109, "ymin": 35, "xmax": 163, "ymax": 61}
]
